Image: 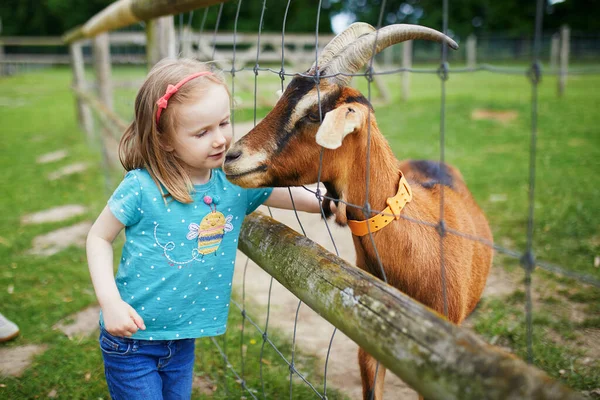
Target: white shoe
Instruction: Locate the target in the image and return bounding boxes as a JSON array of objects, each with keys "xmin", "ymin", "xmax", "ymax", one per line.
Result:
[{"xmin": 0, "ymin": 312, "xmax": 20, "ymax": 342}]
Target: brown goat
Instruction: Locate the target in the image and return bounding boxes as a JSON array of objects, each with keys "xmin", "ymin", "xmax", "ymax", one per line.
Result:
[{"xmin": 223, "ymin": 23, "xmax": 493, "ymax": 400}]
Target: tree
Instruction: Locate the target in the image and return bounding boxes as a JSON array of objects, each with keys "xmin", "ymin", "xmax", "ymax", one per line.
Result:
[
  {"xmin": 0, "ymin": 0, "xmax": 598, "ymax": 37},
  {"xmin": 0, "ymin": 0, "xmax": 113, "ymax": 36}
]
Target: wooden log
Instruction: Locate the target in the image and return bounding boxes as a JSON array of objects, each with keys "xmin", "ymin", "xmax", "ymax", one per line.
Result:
[
  {"xmin": 63, "ymin": 0, "xmax": 228, "ymax": 44},
  {"xmin": 131, "ymin": 0, "xmax": 226, "ymax": 21},
  {"xmin": 69, "ymin": 42, "xmax": 94, "ymax": 142},
  {"xmin": 238, "ymin": 211, "xmax": 583, "ymax": 400}
]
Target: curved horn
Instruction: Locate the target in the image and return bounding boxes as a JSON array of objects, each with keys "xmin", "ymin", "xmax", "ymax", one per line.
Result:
[
  {"xmin": 309, "ymin": 22, "xmax": 376, "ymax": 73},
  {"xmin": 323, "ymin": 24, "xmax": 458, "ymax": 85}
]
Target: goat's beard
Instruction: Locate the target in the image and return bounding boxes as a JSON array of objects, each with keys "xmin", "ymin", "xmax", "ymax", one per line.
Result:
[
  {"xmin": 223, "ymin": 162, "xmax": 270, "ymax": 187},
  {"xmin": 226, "ymin": 174, "xmax": 263, "ymax": 188},
  {"xmin": 225, "ymin": 169, "xmax": 273, "ymax": 189}
]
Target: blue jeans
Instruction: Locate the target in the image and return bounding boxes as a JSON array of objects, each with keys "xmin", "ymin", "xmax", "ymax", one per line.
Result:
[{"xmin": 99, "ymin": 327, "xmax": 196, "ymax": 400}]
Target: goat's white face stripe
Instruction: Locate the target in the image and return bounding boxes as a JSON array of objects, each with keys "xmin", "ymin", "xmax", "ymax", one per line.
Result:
[
  {"xmin": 235, "ymin": 150, "xmax": 268, "ymax": 172},
  {"xmin": 289, "ymin": 87, "xmax": 335, "ymax": 129}
]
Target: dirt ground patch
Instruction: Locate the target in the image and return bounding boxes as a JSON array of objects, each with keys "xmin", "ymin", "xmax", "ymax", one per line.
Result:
[
  {"xmin": 36, "ymin": 150, "xmax": 68, "ymax": 164},
  {"xmin": 21, "ymin": 205, "xmax": 87, "ymax": 225},
  {"xmin": 26, "ymin": 221, "xmax": 92, "ymax": 256},
  {"xmin": 47, "ymin": 163, "xmax": 89, "ymax": 181},
  {"xmin": 0, "ymin": 344, "xmax": 48, "ymax": 377},
  {"xmin": 192, "ymin": 375, "xmax": 216, "ymax": 395},
  {"xmin": 53, "ymin": 305, "xmax": 101, "ymax": 339},
  {"xmin": 481, "ymin": 263, "xmax": 520, "ymax": 298},
  {"xmin": 471, "ymin": 109, "xmax": 518, "ymax": 123},
  {"xmin": 578, "ymin": 328, "xmax": 600, "ymax": 361}
]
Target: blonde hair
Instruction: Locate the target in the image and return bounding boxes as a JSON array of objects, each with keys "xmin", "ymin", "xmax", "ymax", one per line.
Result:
[{"xmin": 119, "ymin": 58, "xmax": 229, "ymax": 204}]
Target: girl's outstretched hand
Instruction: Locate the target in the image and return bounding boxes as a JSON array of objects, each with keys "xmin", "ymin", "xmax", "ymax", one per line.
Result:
[{"xmin": 102, "ymin": 299, "xmax": 146, "ymax": 337}]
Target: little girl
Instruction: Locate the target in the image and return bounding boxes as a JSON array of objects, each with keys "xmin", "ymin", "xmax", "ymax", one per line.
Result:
[{"xmin": 86, "ymin": 58, "xmax": 323, "ymax": 399}]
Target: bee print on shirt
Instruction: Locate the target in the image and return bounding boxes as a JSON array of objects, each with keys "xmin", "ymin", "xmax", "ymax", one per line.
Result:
[{"xmin": 187, "ymin": 195, "xmax": 233, "ymax": 255}]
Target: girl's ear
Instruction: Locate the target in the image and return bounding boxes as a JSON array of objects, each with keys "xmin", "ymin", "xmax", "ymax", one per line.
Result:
[
  {"xmin": 160, "ymin": 135, "xmax": 175, "ymax": 152},
  {"xmin": 164, "ymin": 143, "xmax": 175, "ymax": 152}
]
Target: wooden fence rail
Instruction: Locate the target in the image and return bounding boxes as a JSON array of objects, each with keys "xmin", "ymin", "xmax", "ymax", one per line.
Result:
[
  {"xmin": 63, "ymin": 0, "xmax": 228, "ymax": 44},
  {"xmin": 240, "ymin": 212, "xmax": 582, "ymax": 400}
]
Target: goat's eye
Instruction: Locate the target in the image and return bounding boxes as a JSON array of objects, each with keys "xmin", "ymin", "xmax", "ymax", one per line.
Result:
[{"xmin": 306, "ymin": 112, "xmax": 321, "ymax": 123}]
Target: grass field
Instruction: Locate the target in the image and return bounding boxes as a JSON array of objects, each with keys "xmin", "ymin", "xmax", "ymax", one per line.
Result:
[{"xmin": 0, "ymin": 64, "xmax": 598, "ymax": 398}]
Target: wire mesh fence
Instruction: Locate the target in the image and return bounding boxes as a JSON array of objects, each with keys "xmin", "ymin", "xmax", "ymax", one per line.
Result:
[
  {"xmin": 66, "ymin": 0, "xmax": 600, "ymax": 397},
  {"xmin": 157, "ymin": 0, "xmax": 599, "ymax": 397}
]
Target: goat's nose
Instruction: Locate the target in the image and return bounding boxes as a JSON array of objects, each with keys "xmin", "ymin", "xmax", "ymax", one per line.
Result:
[{"xmin": 225, "ymin": 149, "xmax": 242, "ymax": 164}]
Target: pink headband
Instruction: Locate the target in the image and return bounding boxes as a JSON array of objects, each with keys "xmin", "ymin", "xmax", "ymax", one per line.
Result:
[{"xmin": 155, "ymin": 71, "xmax": 213, "ymax": 125}]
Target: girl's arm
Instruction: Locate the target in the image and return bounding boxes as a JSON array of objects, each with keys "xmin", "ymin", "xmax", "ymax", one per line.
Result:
[
  {"xmin": 86, "ymin": 206, "xmax": 145, "ymax": 337},
  {"xmin": 264, "ymin": 187, "xmax": 329, "ymax": 213}
]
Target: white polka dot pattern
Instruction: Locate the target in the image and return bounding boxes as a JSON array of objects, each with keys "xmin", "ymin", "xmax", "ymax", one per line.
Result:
[{"xmin": 102, "ymin": 168, "xmax": 273, "ymax": 340}]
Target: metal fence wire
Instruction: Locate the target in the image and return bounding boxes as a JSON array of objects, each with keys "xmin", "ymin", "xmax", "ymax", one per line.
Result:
[{"xmin": 170, "ymin": 0, "xmax": 600, "ymax": 397}]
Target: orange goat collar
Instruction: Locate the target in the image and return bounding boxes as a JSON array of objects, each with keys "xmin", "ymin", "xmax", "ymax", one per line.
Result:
[{"xmin": 347, "ymin": 172, "xmax": 412, "ymax": 237}]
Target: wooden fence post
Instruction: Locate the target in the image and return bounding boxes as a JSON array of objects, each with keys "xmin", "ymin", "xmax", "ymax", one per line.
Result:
[
  {"xmin": 93, "ymin": 32, "xmax": 113, "ymax": 111},
  {"xmin": 92, "ymin": 32, "xmax": 118, "ymax": 174},
  {"xmin": 181, "ymin": 25, "xmax": 193, "ymax": 58},
  {"xmin": 370, "ymin": 61, "xmax": 391, "ymax": 103},
  {"xmin": 550, "ymin": 32, "xmax": 559, "ymax": 72},
  {"xmin": 145, "ymin": 19, "xmax": 159, "ymax": 69},
  {"xmin": 558, "ymin": 25, "xmax": 570, "ymax": 97},
  {"xmin": 383, "ymin": 47, "xmax": 393, "ymax": 66},
  {"xmin": 69, "ymin": 42, "xmax": 94, "ymax": 142},
  {"xmin": 0, "ymin": 39, "xmax": 5, "ymax": 77},
  {"xmin": 146, "ymin": 16, "xmax": 176, "ymax": 69},
  {"xmin": 0, "ymin": 17, "xmax": 5, "ymax": 76},
  {"xmin": 402, "ymin": 40, "xmax": 412, "ymax": 101},
  {"xmin": 159, "ymin": 16, "xmax": 177, "ymax": 59},
  {"xmin": 466, "ymin": 34, "xmax": 477, "ymax": 69}
]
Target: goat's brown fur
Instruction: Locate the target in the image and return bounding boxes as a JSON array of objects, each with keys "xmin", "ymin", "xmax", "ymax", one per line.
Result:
[{"xmin": 224, "ymin": 83, "xmax": 493, "ymax": 399}]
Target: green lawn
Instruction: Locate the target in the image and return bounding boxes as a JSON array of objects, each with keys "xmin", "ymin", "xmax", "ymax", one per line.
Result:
[{"xmin": 1, "ymin": 64, "xmax": 599, "ymax": 397}]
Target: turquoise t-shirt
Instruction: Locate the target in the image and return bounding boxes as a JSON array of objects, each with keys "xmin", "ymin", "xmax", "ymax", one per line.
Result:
[{"xmin": 101, "ymin": 168, "xmax": 272, "ymax": 340}]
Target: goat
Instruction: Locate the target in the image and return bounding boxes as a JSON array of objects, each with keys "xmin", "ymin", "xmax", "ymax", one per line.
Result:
[{"xmin": 223, "ymin": 23, "xmax": 493, "ymax": 400}]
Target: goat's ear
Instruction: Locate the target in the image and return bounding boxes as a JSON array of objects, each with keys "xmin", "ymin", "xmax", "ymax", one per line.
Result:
[{"xmin": 315, "ymin": 106, "xmax": 363, "ymax": 149}]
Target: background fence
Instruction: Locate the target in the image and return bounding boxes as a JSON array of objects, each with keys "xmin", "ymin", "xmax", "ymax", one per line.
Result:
[{"xmin": 4, "ymin": 27, "xmax": 600, "ymax": 77}]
